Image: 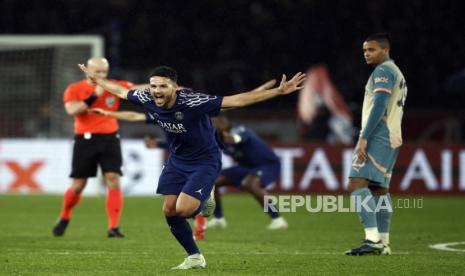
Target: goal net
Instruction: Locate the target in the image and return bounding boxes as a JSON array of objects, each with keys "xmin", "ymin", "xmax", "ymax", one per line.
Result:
[{"xmin": 0, "ymin": 35, "xmax": 104, "ymax": 138}]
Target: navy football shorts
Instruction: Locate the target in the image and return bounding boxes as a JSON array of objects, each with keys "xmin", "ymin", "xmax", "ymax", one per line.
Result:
[
  {"xmin": 221, "ymin": 163, "xmax": 280, "ymax": 188},
  {"xmin": 157, "ymin": 156, "xmax": 221, "ymax": 202}
]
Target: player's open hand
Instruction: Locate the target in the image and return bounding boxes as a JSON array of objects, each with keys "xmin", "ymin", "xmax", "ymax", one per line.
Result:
[
  {"xmin": 89, "ymin": 108, "xmax": 108, "ymax": 116},
  {"xmin": 78, "ymin": 64, "xmax": 98, "ymax": 83},
  {"xmin": 278, "ymin": 72, "xmax": 306, "ymax": 95},
  {"xmin": 252, "ymin": 79, "xmax": 277, "ymax": 92}
]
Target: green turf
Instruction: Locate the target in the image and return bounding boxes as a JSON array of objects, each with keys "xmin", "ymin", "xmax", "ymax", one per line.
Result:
[{"xmin": 0, "ymin": 194, "xmax": 464, "ymax": 275}]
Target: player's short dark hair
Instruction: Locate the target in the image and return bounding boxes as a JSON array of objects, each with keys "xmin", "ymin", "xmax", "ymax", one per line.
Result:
[
  {"xmin": 150, "ymin": 66, "xmax": 178, "ymax": 83},
  {"xmin": 365, "ymin": 32, "xmax": 391, "ymax": 49}
]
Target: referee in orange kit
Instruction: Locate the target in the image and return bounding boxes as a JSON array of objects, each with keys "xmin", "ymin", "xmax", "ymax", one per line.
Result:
[{"xmin": 52, "ymin": 57, "xmax": 142, "ymax": 238}]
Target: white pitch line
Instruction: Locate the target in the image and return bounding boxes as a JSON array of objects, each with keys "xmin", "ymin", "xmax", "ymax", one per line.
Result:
[
  {"xmin": 4, "ymin": 250, "xmax": 411, "ymax": 256},
  {"xmin": 429, "ymin": 241, "xmax": 465, "ymax": 252},
  {"xmin": 207, "ymin": 251, "xmax": 411, "ymax": 255}
]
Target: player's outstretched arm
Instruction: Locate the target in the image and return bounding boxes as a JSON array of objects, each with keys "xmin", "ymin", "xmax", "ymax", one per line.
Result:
[
  {"xmin": 251, "ymin": 79, "xmax": 277, "ymax": 92},
  {"xmin": 90, "ymin": 108, "xmax": 146, "ymax": 122},
  {"xmin": 221, "ymin": 72, "xmax": 305, "ymax": 108},
  {"xmin": 78, "ymin": 64, "xmax": 130, "ymax": 99},
  {"xmin": 221, "ymin": 79, "xmax": 277, "ymax": 111}
]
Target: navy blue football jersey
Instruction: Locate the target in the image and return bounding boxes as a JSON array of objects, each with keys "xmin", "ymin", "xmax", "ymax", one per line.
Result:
[
  {"xmin": 222, "ymin": 125, "xmax": 280, "ymax": 167},
  {"xmin": 127, "ymin": 88, "xmax": 223, "ymax": 161}
]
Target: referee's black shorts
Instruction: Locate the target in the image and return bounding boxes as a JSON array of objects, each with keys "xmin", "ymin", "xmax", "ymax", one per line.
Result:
[{"xmin": 70, "ymin": 132, "xmax": 123, "ymax": 178}]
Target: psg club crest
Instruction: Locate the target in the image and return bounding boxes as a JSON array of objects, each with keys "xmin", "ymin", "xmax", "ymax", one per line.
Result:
[
  {"xmin": 105, "ymin": 96, "xmax": 115, "ymax": 107},
  {"xmin": 175, "ymin": 111, "xmax": 184, "ymax": 120}
]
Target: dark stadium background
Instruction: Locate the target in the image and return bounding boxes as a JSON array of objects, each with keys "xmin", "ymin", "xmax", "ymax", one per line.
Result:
[{"xmin": 2, "ymin": 0, "xmax": 465, "ymax": 141}]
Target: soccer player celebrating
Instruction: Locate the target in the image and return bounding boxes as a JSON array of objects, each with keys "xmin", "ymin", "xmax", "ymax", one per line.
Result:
[
  {"xmin": 206, "ymin": 115, "xmax": 287, "ymax": 230},
  {"xmin": 78, "ymin": 64, "xmax": 305, "ymax": 269},
  {"xmin": 53, "ymin": 57, "xmax": 144, "ymax": 238},
  {"xmin": 91, "ymin": 80, "xmax": 280, "ymax": 240},
  {"xmin": 345, "ymin": 33, "xmax": 407, "ymax": 256}
]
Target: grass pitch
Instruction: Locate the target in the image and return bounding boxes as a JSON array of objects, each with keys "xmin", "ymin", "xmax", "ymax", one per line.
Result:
[{"xmin": 0, "ymin": 194, "xmax": 464, "ymax": 275}]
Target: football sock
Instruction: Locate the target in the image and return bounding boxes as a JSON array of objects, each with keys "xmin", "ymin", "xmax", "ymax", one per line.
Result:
[
  {"xmin": 106, "ymin": 188, "xmax": 123, "ymax": 229},
  {"xmin": 351, "ymin": 188, "xmax": 379, "ymax": 241},
  {"xmin": 60, "ymin": 188, "xmax": 81, "ymax": 220},
  {"xmin": 374, "ymin": 193, "xmax": 392, "ymax": 244},
  {"xmin": 166, "ymin": 216, "xmax": 200, "ymax": 255},
  {"xmin": 379, "ymin": 233, "xmax": 390, "ymax": 245},
  {"xmin": 264, "ymin": 197, "xmax": 280, "ymax": 219},
  {"xmin": 213, "ymin": 201, "xmax": 223, "ymax": 218},
  {"xmin": 364, "ymin": 227, "xmax": 380, "ymax": 243}
]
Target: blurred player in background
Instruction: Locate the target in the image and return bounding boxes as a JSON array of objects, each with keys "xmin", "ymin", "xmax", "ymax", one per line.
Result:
[
  {"xmin": 204, "ymin": 115, "xmax": 287, "ymax": 231},
  {"xmin": 78, "ymin": 63, "xmax": 305, "ymax": 269},
  {"xmin": 346, "ymin": 33, "xmax": 407, "ymax": 256},
  {"xmin": 52, "ymin": 57, "xmax": 144, "ymax": 238}
]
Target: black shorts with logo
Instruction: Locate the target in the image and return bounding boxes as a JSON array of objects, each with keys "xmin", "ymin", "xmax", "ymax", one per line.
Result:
[{"xmin": 70, "ymin": 132, "xmax": 123, "ymax": 178}]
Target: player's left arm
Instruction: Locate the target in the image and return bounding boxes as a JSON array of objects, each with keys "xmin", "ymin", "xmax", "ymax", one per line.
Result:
[
  {"xmin": 251, "ymin": 79, "xmax": 277, "ymax": 92},
  {"xmin": 221, "ymin": 73, "xmax": 305, "ymax": 108},
  {"xmin": 220, "ymin": 79, "xmax": 277, "ymax": 111},
  {"xmin": 356, "ymin": 66, "xmax": 395, "ymax": 161}
]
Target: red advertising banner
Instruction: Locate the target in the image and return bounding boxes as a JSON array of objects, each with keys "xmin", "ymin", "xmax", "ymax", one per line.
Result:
[{"xmin": 268, "ymin": 144, "xmax": 465, "ymax": 194}]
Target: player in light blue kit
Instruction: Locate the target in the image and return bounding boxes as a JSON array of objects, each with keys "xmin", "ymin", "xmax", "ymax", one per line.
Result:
[
  {"xmin": 345, "ymin": 33, "xmax": 407, "ymax": 256},
  {"xmin": 79, "ymin": 64, "xmax": 305, "ymax": 269}
]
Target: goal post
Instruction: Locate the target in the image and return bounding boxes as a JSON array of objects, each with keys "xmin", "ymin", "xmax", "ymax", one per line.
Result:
[
  {"xmin": 0, "ymin": 35, "xmax": 104, "ymax": 57},
  {"xmin": 0, "ymin": 35, "xmax": 104, "ymax": 138}
]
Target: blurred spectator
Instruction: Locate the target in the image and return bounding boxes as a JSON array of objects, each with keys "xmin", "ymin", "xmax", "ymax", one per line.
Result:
[{"xmin": 298, "ymin": 65, "xmax": 355, "ymax": 144}]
